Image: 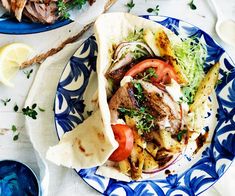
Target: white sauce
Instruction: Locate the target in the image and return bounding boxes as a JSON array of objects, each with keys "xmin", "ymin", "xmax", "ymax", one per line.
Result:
[
  {"xmin": 120, "ymin": 76, "xmax": 133, "ymax": 86},
  {"xmin": 113, "ymin": 118, "xmax": 126, "ymax": 125},
  {"xmin": 218, "ymin": 20, "xmax": 235, "ymax": 46}
]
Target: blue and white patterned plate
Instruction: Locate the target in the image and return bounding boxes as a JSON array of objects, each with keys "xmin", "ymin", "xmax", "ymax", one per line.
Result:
[
  {"xmin": 54, "ymin": 15, "xmax": 235, "ymax": 195},
  {"xmin": 0, "ymin": 14, "xmax": 71, "ymax": 34}
]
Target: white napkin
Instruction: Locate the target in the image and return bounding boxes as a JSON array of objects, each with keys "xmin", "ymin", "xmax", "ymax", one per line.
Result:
[{"xmin": 24, "ymin": 32, "xmax": 99, "ymax": 196}]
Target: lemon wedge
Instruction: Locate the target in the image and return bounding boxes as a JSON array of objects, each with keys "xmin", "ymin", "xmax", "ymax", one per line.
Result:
[{"xmin": 0, "ymin": 43, "xmax": 34, "ymax": 87}]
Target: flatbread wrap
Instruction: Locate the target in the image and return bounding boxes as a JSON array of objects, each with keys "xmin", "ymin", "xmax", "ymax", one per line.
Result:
[{"xmin": 47, "ymin": 13, "xmax": 219, "ymax": 181}]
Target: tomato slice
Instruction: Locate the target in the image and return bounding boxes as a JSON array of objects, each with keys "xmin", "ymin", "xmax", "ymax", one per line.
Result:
[
  {"xmin": 125, "ymin": 59, "xmax": 180, "ymax": 84},
  {"xmin": 109, "ymin": 124, "xmax": 134, "ymax": 162}
]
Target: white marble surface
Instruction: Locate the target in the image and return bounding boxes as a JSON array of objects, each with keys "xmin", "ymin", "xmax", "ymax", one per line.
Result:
[{"xmin": 0, "ymin": 0, "xmax": 235, "ymax": 195}]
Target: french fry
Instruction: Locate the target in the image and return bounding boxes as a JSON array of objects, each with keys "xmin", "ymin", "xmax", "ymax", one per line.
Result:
[
  {"xmin": 190, "ymin": 62, "xmax": 220, "ymax": 112},
  {"xmin": 143, "ymin": 29, "xmax": 161, "ymax": 56}
]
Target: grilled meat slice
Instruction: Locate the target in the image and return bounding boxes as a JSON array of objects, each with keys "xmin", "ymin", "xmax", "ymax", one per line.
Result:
[
  {"xmin": 108, "ymin": 53, "xmax": 134, "ymax": 84},
  {"xmin": 1, "ymin": 0, "xmax": 11, "ymax": 12},
  {"xmin": 3, "ymin": 0, "xmax": 28, "ymax": 21},
  {"xmin": 23, "ymin": 1, "xmax": 58, "ymax": 24},
  {"xmin": 108, "ymin": 83, "xmax": 138, "ymax": 123},
  {"xmin": 140, "ymin": 81, "xmax": 181, "ymax": 133}
]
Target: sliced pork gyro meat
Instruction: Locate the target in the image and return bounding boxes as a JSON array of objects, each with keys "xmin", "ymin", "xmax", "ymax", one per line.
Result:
[
  {"xmin": 108, "ymin": 83, "xmax": 139, "ymax": 123},
  {"xmin": 140, "ymin": 80, "xmax": 181, "ymax": 133},
  {"xmin": 23, "ymin": 1, "xmax": 58, "ymax": 24},
  {"xmin": 1, "ymin": 0, "xmax": 11, "ymax": 12},
  {"xmin": 5, "ymin": 0, "xmax": 27, "ymax": 21}
]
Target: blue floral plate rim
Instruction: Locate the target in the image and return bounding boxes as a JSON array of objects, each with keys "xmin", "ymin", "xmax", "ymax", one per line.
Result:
[{"xmin": 0, "ymin": 16, "xmax": 72, "ymax": 34}]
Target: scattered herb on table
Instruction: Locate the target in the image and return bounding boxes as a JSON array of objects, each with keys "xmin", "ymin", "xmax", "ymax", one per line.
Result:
[
  {"xmin": 13, "ymin": 134, "xmax": 19, "ymax": 141},
  {"xmin": 23, "ymin": 69, "xmax": 33, "ymax": 79},
  {"xmin": 57, "ymin": 0, "xmax": 87, "ymax": 19},
  {"xmin": 22, "ymin": 104, "xmax": 45, "ymax": 119},
  {"xmin": 11, "ymin": 125, "xmax": 19, "ymax": 141},
  {"xmin": 1, "ymin": 98, "xmax": 11, "ymax": 106},
  {"xmin": 188, "ymin": 0, "xmax": 197, "ymax": 10},
  {"xmin": 22, "ymin": 104, "xmax": 38, "ymax": 119},
  {"xmin": 12, "ymin": 125, "xmax": 17, "ymax": 132},
  {"xmin": 125, "ymin": 0, "xmax": 135, "ymax": 12},
  {"xmin": 147, "ymin": 5, "xmax": 160, "ymax": 15},
  {"xmin": 14, "ymin": 104, "xmax": 19, "ymax": 112}
]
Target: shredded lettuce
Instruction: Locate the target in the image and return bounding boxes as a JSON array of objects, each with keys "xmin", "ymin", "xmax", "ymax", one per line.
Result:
[
  {"xmin": 125, "ymin": 28, "xmax": 144, "ymax": 42},
  {"xmin": 174, "ymin": 37, "xmax": 207, "ymax": 104}
]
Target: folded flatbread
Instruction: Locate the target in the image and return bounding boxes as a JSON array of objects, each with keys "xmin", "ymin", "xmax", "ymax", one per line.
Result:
[{"xmin": 47, "ymin": 13, "xmax": 209, "ymax": 181}]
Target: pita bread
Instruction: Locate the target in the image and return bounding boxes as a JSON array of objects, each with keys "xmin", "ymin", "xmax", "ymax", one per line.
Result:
[{"xmin": 46, "ymin": 109, "xmax": 118, "ymax": 169}]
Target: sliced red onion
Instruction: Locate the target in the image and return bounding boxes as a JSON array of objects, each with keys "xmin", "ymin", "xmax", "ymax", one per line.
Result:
[
  {"xmin": 114, "ymin": 41, "xmax": 155, "ymax": 60},
  {"xmin": 142, "ymin": 153, "xmax": 182, "ymax": 174}
]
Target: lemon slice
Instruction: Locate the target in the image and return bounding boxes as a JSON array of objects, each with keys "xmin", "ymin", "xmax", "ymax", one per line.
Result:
[{"xmin": 0, "ymin": 43, "xmax": 34, "ymax": 87}]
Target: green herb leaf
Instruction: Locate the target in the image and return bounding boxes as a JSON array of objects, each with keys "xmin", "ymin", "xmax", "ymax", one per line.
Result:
[
  {"xmin": 147, "ymin": 5, "xmax": 160, "ymax": 15},
  {"xmin": 188, "ymin": 0, "xmax": 197, "ymax": 10},
  {"xmin": 140, "ymin": 68, "xmax": 158, "ymax": 82},
  {"xmin": 11, "ymin": 125, "xmax": 17, "ymax": 132},
  {"xmin": 216, "ymin": 79, "xmax": 223, "ymax": 86},
  {"xmin": 118, "ymin": 107, "xmax": 155, "ymax": 134},
  {"xmin": 13, "ymin": 134, "xmax": 19, "ymax": 141},
  {"xmin": 38, "ymin": 107, "xmax": 45, "ymax": 112},
  {"xmin": 14, "ymin": 104, "xmax": 19, "ymax": 112},
  {"xmin": 126, "ymin": 0, "xmax": 135, "ymax": 12},
  {"xmin": 32, "ymin": 103, "xmax": 37, "ymax": 109},
  {"xmin": 57, "ymin": 0, "xmax": 87, "ymax": 19},
  {"xmin": 133, "ymin": 82, "xmax": 145, "ymax": 103},
  {"xmin": 177, "ymin": 130, "xmax": 187, "ymax": 141},
  {"xmin": 1, "ymin": 98, "xmax": 11, "ymax": 106},
  {"xmin": 22, "ymin": 104, "xmax": 38, "ymax": 119},
  {"xmin": 147, "ymin": 8, "xmax": 154, "ymax": 13}
]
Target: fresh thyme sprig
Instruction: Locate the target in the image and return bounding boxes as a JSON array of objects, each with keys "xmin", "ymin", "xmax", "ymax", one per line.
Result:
[
  {"xmin": 22, "ymin": 104, "xmax": 45, "ymax": 119},
  {"xmin": 57, "ymin": 0, "xmax": 87, "ymax": 19},
  {"xmin": 22, "ymin": 104, "xmax": 38, "ymax": 119},
  {"xmin": 139, "ymin": 68, "xmax": 158, "ymax": 82},
  {"xmin": 125, "ymin": 0, "xmax": 135, "ymax": 12},
  {"xmin": 118, "ymin": 107, "xmax": 155, "ymax": 134},
  {"xmin": 147, "ymin": 5, "xmax": 160, "ymax": 15},
  {"xmin": 133, "ymin": 82, "xmax": 145, "ymax": 102}
]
